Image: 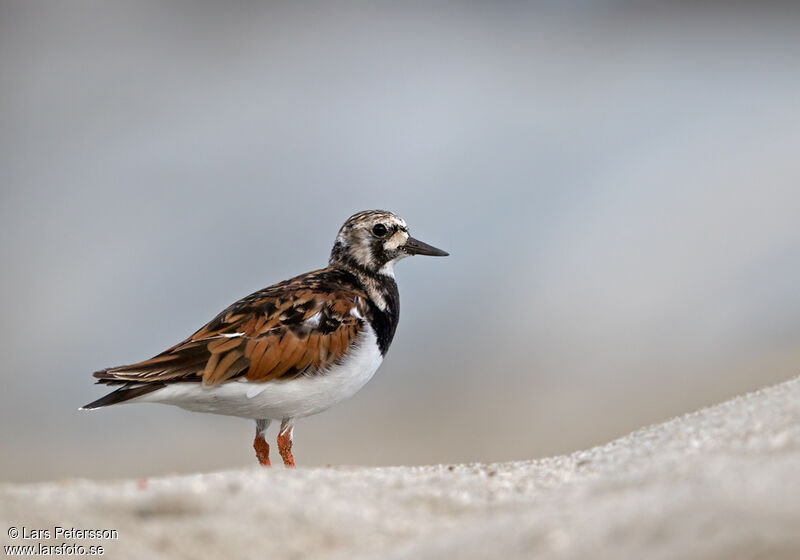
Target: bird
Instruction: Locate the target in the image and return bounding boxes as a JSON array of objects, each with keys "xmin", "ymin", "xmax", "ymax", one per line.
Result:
[{"xmin": 81, "ymin": 210, "xmax": 448, "ymax": 467}]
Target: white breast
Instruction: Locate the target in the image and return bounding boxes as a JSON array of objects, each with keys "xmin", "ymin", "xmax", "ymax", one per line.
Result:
[{"xmin": 137, "ymin": 326, "xmax": 384, "ymax": 420}]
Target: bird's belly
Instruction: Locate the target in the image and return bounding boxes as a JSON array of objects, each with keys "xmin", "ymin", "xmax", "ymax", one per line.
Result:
[{"xmin": 140, "ymin": 329, "xmax": 383, "ymax": 420}]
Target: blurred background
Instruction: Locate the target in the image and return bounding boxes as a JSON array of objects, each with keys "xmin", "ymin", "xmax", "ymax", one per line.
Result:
[{"xmin": 2, "ymin": 1, "xmax": 800, "ymax": 482}]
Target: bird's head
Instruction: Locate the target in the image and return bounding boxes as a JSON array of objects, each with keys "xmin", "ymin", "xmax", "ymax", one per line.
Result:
[{"xmin": 329, "ymin": 210, "xmax": 448, "ymax": 277}]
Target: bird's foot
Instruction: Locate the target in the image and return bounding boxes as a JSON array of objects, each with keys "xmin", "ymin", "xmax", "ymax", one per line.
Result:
[
  {"xmin": 253, "ymin": 433, "xmax": 271, "ymax": 467},
  {"xmin": 278, "ymin": 419, "xmax": 295, "ymax": 468}
]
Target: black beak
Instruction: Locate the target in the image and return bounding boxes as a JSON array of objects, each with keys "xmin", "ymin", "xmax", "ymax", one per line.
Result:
[{"xmin": 404, "ymin": 236, "xmax": 449, "ymax": 257}]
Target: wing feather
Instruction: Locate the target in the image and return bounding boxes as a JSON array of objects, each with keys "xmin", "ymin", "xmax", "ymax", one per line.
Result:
[{"xmin": 93, "ymin": 269, "xmax": 368, "ymax": 388}]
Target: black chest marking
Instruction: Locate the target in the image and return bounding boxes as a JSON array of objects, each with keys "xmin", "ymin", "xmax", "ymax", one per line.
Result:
[
  {"xmin": 366, "ymin": 279, "xmax": 400, "ymax": 356},
  {"xmin": 335, "ymin": 269, "xmax": 399, "ymax": 356}
]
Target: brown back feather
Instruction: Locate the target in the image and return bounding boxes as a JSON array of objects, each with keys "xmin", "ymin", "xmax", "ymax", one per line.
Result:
[{"xmin": 94, "ymin": 269, "xmax": 369, "ymax": 387}]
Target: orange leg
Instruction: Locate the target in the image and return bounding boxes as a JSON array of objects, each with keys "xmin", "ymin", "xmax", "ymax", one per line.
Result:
[
  {"xmin": 253, "ymin": 419, "xmax": 271, "ymax": 467},
  {"xmin": 277, "ymin": 418, "xmax": 296, "ymax": 468}
]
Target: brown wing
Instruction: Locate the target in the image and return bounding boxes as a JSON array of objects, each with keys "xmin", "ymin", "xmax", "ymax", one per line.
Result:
[{"xmin": 94, "ymin": 269, "xmax": 369, "ymax": 387}]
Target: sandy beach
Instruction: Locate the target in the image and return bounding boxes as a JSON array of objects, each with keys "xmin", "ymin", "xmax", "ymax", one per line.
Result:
[{"xmin": 3, "ymin": 376, "xmax": 799, "ymax": 559}]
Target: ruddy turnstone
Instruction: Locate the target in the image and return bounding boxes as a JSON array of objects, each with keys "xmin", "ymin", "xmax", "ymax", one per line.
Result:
[{"xmin": 82, "ymin": 210, "xmax": 448, "ymax": 467}]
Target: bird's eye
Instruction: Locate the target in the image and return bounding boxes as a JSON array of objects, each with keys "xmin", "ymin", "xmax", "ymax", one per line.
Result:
[{"xmin": 372, "ymin": 223, "xmax": 388, "ymax": 237}]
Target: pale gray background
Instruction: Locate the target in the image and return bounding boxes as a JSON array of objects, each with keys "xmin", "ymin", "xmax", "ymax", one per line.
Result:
[{"xmin": 2, "ymin": 1, "xmax": 799, "ymax": 482}]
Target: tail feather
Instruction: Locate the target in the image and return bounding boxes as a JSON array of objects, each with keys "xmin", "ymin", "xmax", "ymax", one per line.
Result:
[
  {"xmin": 91, "ymin": 343, "xmax": 210, "ymax": 384},
  {"xmin": 80, "ymin": 383, "xmax": 166, "ymax": 410}
]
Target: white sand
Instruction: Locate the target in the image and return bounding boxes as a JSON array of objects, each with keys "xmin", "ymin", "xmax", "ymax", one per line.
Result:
[{"xmin": 3, "ymin": 377, "xmax": 800, "ymax": 560}]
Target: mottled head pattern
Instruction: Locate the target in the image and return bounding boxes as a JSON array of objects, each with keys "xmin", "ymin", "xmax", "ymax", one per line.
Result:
[{"xmin": 329, "ymin": 210, "xmax": 411, "ymax": 277}]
